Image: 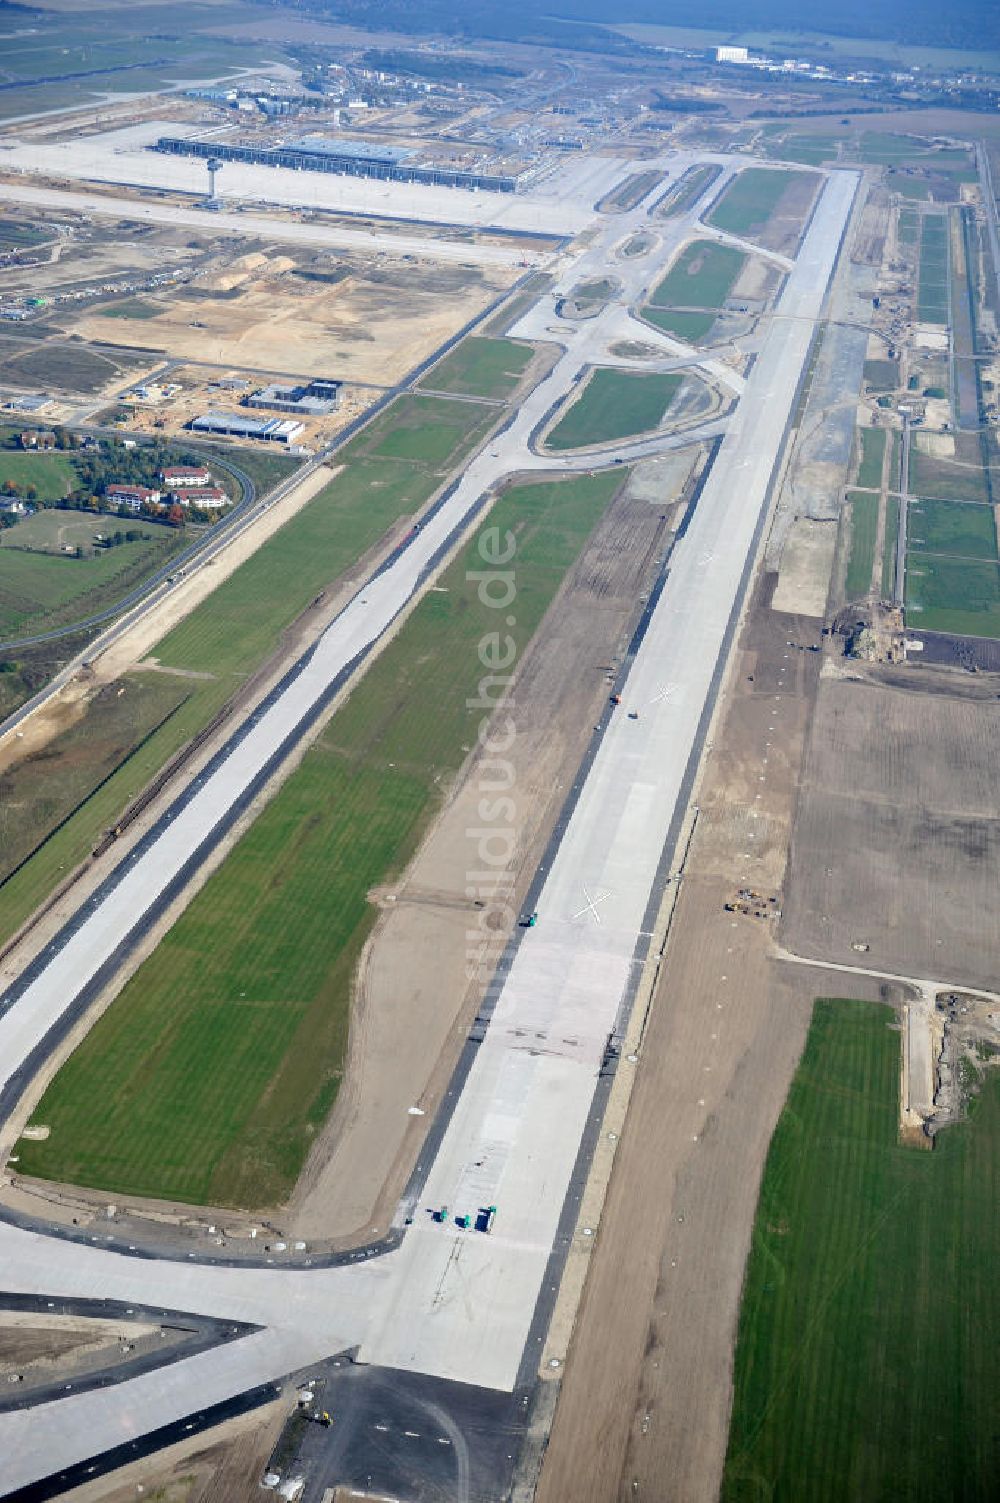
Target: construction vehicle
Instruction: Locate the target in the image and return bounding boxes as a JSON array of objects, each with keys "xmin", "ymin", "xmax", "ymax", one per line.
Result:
[
  {"xmin": 520, "ymin": 912, "xmax": 538, "ymax": 928},
  {"xmin": 476, "ymin": 1205, "xmax": 498, "ymax": 1234}
]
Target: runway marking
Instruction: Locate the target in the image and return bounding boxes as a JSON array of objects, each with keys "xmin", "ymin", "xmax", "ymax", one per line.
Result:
[
  {"xmin": 649, "ymin": 682, "xmax": 679, "ymax": 705},
  {"xmin": 573, "ymin": 885, "xmax": 613, "ymax": 923}
]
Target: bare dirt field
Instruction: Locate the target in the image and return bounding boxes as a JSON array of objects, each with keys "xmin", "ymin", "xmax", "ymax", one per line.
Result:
[
  {"xmin": 783, "ymin": 664, "xmax": 1000, "ymax": 989},
  {"xmin": 287, "ymin": 459, "xmax": 700, "ymax": 1244},
  {"xmin": 535, "ymin": 582, "xmax": 883, "ymax": 1503},
  {"xmin": 771, "ymin": 516, "xmax": 837, "ymax": 616},
  {"xmin": 74, "ymin": 253, "xmax": 513, "ymax": 385}
]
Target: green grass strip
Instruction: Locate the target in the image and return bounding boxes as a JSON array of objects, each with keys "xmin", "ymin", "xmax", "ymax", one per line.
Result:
[
  {"xmin": 724, "ymin": 998, "xmax": 1000, "ymax": 1503},
  {"xmin": 856, "ymin": 427, "xmax": 886, "ymax": 490},
  {"xmin": 881, "ymin": 495, "xmax": 899, "ymax": 597},
  {"xmin": 844, "ymin": 491, "xmax": 878, "ymax": 599},
  {"xmin": 418, "ymin": 336, "xmax": 534, "ymax": 400},
  {"xmin": 19, "ymin": 470, "xmax": 625, "ymax": 1208}
]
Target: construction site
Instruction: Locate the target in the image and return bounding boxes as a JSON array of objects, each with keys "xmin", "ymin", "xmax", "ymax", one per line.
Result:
[{"xmin": 0, "ymin": 2, "xmax": 999, "ymax": 1498}]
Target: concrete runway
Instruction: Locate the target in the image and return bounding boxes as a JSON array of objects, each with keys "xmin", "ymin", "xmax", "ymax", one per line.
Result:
[{"xmin": 0, "ymin": 155, "xmax": 857, "ymax": 1495}]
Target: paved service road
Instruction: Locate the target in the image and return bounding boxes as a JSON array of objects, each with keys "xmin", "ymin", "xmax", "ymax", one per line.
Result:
[{"xmin": 0, "ymin": 157, "xmax": 857, "ymax": 1495}]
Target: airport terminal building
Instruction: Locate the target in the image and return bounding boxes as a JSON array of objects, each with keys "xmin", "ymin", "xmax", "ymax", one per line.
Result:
[{"xmin": 154, "ymin": 134, "xmax": 520, "ymax": 193}]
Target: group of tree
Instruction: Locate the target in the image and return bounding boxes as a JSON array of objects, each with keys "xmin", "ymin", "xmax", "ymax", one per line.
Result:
[{"xmin": 0, "ymin": 437, "xmax": 232, "ymax": 530}]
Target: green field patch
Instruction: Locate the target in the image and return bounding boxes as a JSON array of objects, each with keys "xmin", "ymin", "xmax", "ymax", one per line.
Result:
[
  {"xmin": 349, "ymin": 393, "xmax": 492, "ymax": 467},
  {"xmin": 858, "ymin": 131, "xmax": 935, "ymax": 164},
  {"xmin": 0, "ymin": 220, "xmax": 53, "ymax": 248},
  {"xmin": 641, "ymin": 306, "xmax": 717, "ymax": 342},
  {"xmin": 881, "ymin": 495, "xmax": 899, "ymax": 597},
  {"xmin": 546, "ymin": 368, "xmax": 683, "ymax": 450},
  {"xmin": 765, "ymin": 135, "xmax": 839, "ymax": 166},
  {"xmin": 863, "ymin": 358, "xmax": 899, "ymax": 393},
  {"xmin": 419, "ymin": 337, "xmax": 533, "ymax": 400},
  {"xmin": 0, "ymin": 514, "xmax": 181, "ymax": 639},
  {"xmin": 906, "ymin": 554, "xmax": 1000, "ymax": 637},
  {"xmin": 855, "ymin": 426, "xmax": 886, "ymax": 489},
  {"xmin": 648, "ymin": 240, "xmax": 746, "ymax": 311},
  {"xmin": 844, "ymin": 491, "xmax": 878, "ymax": 599},
  {"xmin": 908, "ymin": 497, "xmax": 997, "ymax": 560},
  {"xmin": 890, "ymin": 176, "xmax": 932, "ymax": 202},
  {"xmin": 909, "ymin": 437, "xmax": 992, "ymax": 504},
  {"xmin": 724, "ymin": 997, "xmax": 1000, "ymax": 1502},
  {"xmin": 0, "ymin": 449, "xmax": 77, "ymax": 503},
  {"xmin": 101, "ymin": 299, "xmax": 162, "ymax": 320},
  {"xmin": 706, "ymin": 167, "xmax": 813, "ymax": 240},
  {"xmin": 18, "ymin": 470, "xmax": 626, "ymax": 1207},
  {"xmin": 897, "ymin": 207, "xmax": 919, "ymax": 245}
]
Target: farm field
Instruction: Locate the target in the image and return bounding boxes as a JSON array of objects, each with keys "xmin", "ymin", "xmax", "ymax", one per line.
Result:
[
  {"xmin": 905, "ymin": 554, "xmax": 1000, "ymax": 637},
  {"xmin": 0, "ymin": 394, "xmax": 501, "ymax": 945},
  {"xmin": 844, "ymin": 491, "xmax": 878, "ymax": 598},
  {"xmin": 855, "ymin": 426, "xmax": 886, "ymax": 489},
  {"xmin": 785, "ymin": 675, "xmax": 1000, "ymax": 986},
  {"xmin": 917, "ymin": 213, "xmax": 950, "ymax": 324},
  {"xmin": 419, "ymin": 336, "xmax": 534, "ymax": 399},
  {"xmin": 18, "ymin": 470, "xmax": 626, "ymax": 1208},
  {"xmin": 858, "ymin": 131, "xmax": 974, "ymax": 166},
  {"xmin": 648, "ymin": 240, "xmax": 746, "ymax": 311},
  {"xmin": 0, "ymin": 520, "xmax": 182, "ymax": 640},
  {"xmin": 706, "ymin": 167, "xmax": 817, "ymax": 251},
  {"xmin": 546, "ymin": 369, "xmax": 683, "ymax": 450},
  {"xmin": 863, "ymin": 358, "xmax": 899, "ymax": 393},
  {"xmin": 723, "ymin": 997, "xmax": 1000, "ymax": 1503},
  {"xmin": 908, "ymin": 497, "xmax": 997, "ymax": 560},
  {"xmin": 909, "ymin": 434, "xmax": 996, "ymax": 504}
]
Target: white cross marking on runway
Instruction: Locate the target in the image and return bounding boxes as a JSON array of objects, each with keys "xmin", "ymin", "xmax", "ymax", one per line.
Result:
[
  {"xmin": 573, "ymin": 885, "xmax": 613, "ymax": 923},
  {"xmin": 649, "ymin": 682, "xmax": 679, "ymax": 705},
  {"xmin": 699, "ymin": 551, "xmax": 717, "ymax": 566}
]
